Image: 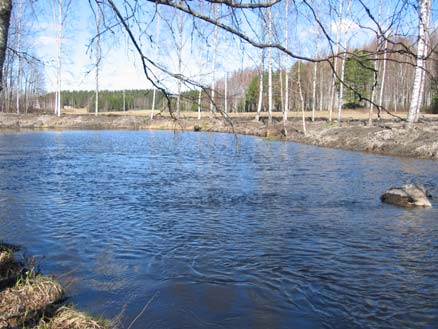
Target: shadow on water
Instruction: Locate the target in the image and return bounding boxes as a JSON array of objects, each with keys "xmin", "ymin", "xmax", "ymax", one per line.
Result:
[{"xmin": 0, "ymin": 130, "xmax": 437, "ymax": 329}]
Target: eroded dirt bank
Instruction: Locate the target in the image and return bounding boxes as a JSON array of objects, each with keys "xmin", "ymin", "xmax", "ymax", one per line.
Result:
[{"xmin": 1, "ymin": 113, "xmax": 437, "ymax": 160}]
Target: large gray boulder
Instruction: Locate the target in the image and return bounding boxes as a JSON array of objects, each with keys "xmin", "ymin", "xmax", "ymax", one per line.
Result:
[{"xmin": 381, "ymin": 184, "xmax": 432, "ymax": 208}]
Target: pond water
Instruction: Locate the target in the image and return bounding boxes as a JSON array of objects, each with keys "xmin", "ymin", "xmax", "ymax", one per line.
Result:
[{"xmin": 0, "ymin": 130, "xmax": 437, "ymax": 328}]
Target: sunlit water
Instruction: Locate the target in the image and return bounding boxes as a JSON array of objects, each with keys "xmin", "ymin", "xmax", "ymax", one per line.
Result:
[{"xmin": 0, "ymin": 130, "xmax": 437, "ymax": 329}]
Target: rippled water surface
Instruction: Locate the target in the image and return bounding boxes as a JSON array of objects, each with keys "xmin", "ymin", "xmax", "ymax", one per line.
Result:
[{"xmin": 0, "ymin": 130, "xmax": 437, "ymax": 328}]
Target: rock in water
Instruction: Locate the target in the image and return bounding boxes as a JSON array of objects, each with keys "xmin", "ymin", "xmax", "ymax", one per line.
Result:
[{"xmin": 381, "ymin": 184, "xmax": 432, "ymax": 208}]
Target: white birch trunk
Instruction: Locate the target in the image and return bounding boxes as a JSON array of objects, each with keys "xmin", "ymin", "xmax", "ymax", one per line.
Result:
[
  {"xmin": 256, "ymin": 52, "xmax": 264, "ymax": 121},
  {"xmin": 176, "ymin": 6, "xmax": 183, "ymax": 117},
  {"xmin": 210, "ymin": 4, "xmax": 218, "ymax": 113},
  {"xmin": 329, "ymin": 0, "xmax": 343, "ymax": 122},
  {"xmin": 268, "ymin": 6, "xmax": 273, "ymax": 125},
  {"xmin": 408, "ymin": 0, "xmax": 431, "ymax": 124},
  {"xmin": 337, "ymin": 0, "xmax": 351, "ymax": 124},
  {"xmin": 95, "ymin": 2, "xmax": 100, "ymax": 116},
  {"xmin": 52, "ymin": 0, "xmax": 63, "ymax": 117},
  {"xmin": 224, "ymin": 72, "xmax": 228, "ymax": 113},
  {"xmin": 151, "ymin": 14, "xmax": 161, "ymax": 119},
  {"xmin": 279, "ymin": 60, "xmax": 284, "ymax": 115},
  {"xmin": 283, "ymin": 0, "xmax": 289, "ymax": 122},
  {"xmin": 298, "ymin": 61, "xmax": 306, "ymax": 134},
  {"xmin": 368, "ymin": 0, "xmax": 382, "ymax": 126},
  {"xmin": 197, "ymin": 89, "xmax": 201, "ymax": 120},
  {"xmin": 312, "ymin": 61, "xmax": 317, "ymax": 121},
  {"xmin": 319, "ymin": 63, "xmax": 324, "ymax": 111},
  {"xmin": 378, "ymin": 38, "xmax": 388, "ymax": 113},
  {"xmin": 337, "ymin": 52, "xmax": 346, "ymax": 122}
]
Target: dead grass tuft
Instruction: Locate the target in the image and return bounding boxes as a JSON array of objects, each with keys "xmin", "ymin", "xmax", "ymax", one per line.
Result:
[
  {"xmin": 0, "ymin": 245, "xmax": 24, "ymax": 292},
  {"xmin": 0, "ymin": 251, "xmax": 12, "ymax": 267},
  {"xmin": 38, "ymin": 306, "xmax": 111, "ymax": 329},
  {"xmin": 0, "ymin": 275, "xmax": 63, "ymax": 328}
]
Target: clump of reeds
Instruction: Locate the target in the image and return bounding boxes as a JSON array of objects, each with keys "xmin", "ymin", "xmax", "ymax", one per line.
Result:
[
  {"xmin": 37, "ymin": 306, "xmax": 111, "ymax": 329},
  {"xmin": 0, "ymin": 274, "xmax": 64, "ymax": 328}
]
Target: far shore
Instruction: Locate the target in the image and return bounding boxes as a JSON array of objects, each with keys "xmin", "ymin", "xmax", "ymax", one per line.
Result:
[{"xmin": 1, "ymin": 109, "xmax": 438, "ymax": 160}]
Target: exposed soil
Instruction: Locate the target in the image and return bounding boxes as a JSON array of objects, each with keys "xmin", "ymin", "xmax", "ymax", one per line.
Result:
[{"xmin": 1, "ymin": 112, "xmax": 438, "ymax": 160}]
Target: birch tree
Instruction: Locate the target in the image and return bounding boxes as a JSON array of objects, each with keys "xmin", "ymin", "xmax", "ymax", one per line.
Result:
[
  {"xmin": 197, "ymin": 88, "xmax": 201, "ymax": 119},
  {"xmin": 176, "ymin": 5, "xmax": 183, "ymax": 117},
  {"xmin": 328, "ymin": 0, "xmax": 343, "ymax": 122},
  {"xmin": 407, "ymin": 0, "xmax": 432, "ymax": 125},
  {"xmin": 224, "ymin": 72, "xmax": 228, "ymax": 113},
  {"xmin": 283, "ymin": 0, "xmax": 289, "ymax": 123},
  {"xmin": 51, "ymin": 0, "xmax": 71, "ymax": 117},
  {"xmin": 209, "ymin": 3, "xmax": 218, "ymax": 114},
  {"xmin": 94, "ymin": 1, "xmax": 100, "ymax": 116},
  {"xmin": 337, "ymin": 0, "xmax": 351, "ymax": 124},
  {"xmin": 297, "ymin": 61, "xmax": 306, "ymax": 134},
  {"xmin": 267, "ymin": 5, "xmax": 273, "ymax": 124},
  {"xmin": 255, "ymin": 10, "xmax": 265, "ymax": 122},
  {"xmin": 255, "ymin": 49, "xmax": 264, "ymax": 121},
  {"xmin": 311, "ymin": 60, "xmax": 317, "ymax": 121},
  {"xmin": 368, "ymin": 0, "xmax": 382, "ymax": 126},
  {"xmin": 151, "ymin": 13, "xmax": 160, "ymax": 119}
]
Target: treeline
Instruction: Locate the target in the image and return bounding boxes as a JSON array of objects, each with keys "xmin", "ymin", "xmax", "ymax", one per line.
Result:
[
  {"xmin": 39, "ymin": 89, "xmax": 166, "ymax": 112},
  {"xmin": 193, "ymin": 40, "xmax": 438, "ymax": 115}
]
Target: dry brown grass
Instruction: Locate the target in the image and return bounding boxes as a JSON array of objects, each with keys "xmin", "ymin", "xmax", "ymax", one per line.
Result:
[
  {"xmin": 0, "ymin": 244, "xmax": 23, "ymax": 292},
  {"xmin": 63, "ymin": 107, "xmax": 416, "ymax": 121},
  {"xmin": 37, "ymin": 306, "xmax": 111, "ymax": 329},
  {"xmin": 0, "ymin": 275, "xmax": 63, "ymax": 328}
]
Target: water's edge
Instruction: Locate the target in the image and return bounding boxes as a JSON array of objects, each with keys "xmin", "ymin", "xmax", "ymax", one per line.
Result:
[{"xmin": 1, "ymin": 113, "xmax": 438, "ymax": 160}]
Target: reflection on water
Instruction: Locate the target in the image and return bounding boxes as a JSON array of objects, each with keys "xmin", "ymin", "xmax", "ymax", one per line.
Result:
[{"xmin": 0, "ymin": 130, "xmax": 437, "ymax": 329}]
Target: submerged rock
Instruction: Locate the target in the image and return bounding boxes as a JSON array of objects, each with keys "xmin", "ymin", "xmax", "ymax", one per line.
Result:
[{"xmin": 381, "ymin": 184, "xmax": 432, "ymax": 208}]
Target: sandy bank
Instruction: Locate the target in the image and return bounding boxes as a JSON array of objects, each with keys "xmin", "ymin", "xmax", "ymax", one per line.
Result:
[{"xmin": 1, "ymin": 113, "xmax": 437, "ymax": 160}]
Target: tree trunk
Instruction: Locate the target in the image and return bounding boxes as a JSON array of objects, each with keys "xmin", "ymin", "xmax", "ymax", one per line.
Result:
[
  {"xmin": 368, "ymin": 0, "xmax": 382, "ymax": 126},
  {"xmin": 337, "ymin": 0, "xmax": 351, "ymax": 124},
  {"xmin": 256, "ymin": 51, "xmax": 264, "ymax": 121},
  {"xmin": 224, "ymin": 72, "xmax": 228, "ymax": 113},
  {"xmin": 53, "ymin": 0, "xmax": 63, "ymax": 117},
  {"xmin": 176, "ymin": 5, "xmax": 183, "ymax": 117},
  {"xmin": 0, "ymin": 0, "xmax": 11, "ymax": 94},
  {"xmin": 329, "ymin": 0, "xmax": 343, "ymax": 122},
  {"xmin": 298, "ymin": 61, "xmax": 306, "ymax": 134},
  {"xmin": 197, "ymin": 89, "xmax": 201, "ymax": 120},
  {"xmin": 95, "ymin": 2, "xmax": 100, "ymax": 116},
  {"xmin": 210, "ymin": 4, "xmax": 218, "ymax": 114},
  {"xmin": 312, "ymin": 61, "xmax": 317, "ymax": 121},
  {"xmin": 407, "ymin": 0, "xmax": 431, "ymax": 125},
  {"xmin": 378, "ymin": 38, "xmax": 388, "ymax": 115},
  {"xmin": 268, "ymin": 6, "xmax": 273, "ymax": 125},
  {"xmin": 283, "ymin": 0, "xmax": 289, "ymax": 123},
  {"xmin": 151, "ymin": 13, "xmax": 160, "ymax": 119}
]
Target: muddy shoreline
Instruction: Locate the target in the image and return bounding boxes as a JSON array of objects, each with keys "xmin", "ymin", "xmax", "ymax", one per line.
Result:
[{"xmin": 1, "ymin": 113, "xmax": 437, "ymax": 160}]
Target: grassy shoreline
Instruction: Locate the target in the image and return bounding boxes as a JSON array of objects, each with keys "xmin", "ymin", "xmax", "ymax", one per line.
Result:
[{"xmin": 0, "ymin": 243, "xmax": 112, "ymax": 329}]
